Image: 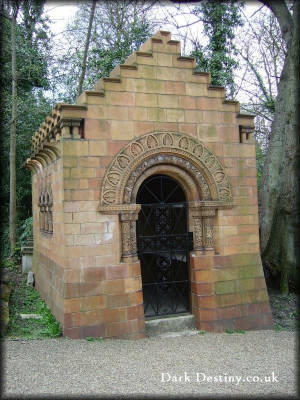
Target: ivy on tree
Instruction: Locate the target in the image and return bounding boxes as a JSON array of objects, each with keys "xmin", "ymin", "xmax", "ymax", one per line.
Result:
[{"xmin": 190, "ymin": 0, "xmax": 243, "ymax": 97}]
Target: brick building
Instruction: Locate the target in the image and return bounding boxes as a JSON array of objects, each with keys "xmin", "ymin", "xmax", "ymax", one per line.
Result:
[{"xmin": 26, "ymin": 31, "xmax": 272, "ymax": 339}]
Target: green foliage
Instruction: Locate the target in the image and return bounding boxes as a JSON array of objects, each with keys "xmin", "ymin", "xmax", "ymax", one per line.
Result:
[
  {"xmin": 190, "ymin": 1, "xmax": 243, "ymax": 96},
  {"xmin": 2, "ymin": 257, "xmax": 19, "ymax": 274},
  {"xmin": 6, "ymin": 275, "xmax": 62, "ymax": 338},
  {"xmin": 264, "ymin": 98, "xmax": 275, "ymax": 114},
  {"xmin": 273, "ymin": 324, "xmax": 288, "ymax": 332},
  {"xmin": 18, "ymin": 216, "xmax": 33, "ymax": 245},
  {"xmin": 256, "ymin": 143, "xmax": 265, "ymax": 186},
  {"xmin": 37, "ymin": 301, "xmax": 61, "ymax": 337},
  {"xmin": 0, "ymin": 1, "xmax": 53, "ymax": 260},
  {"xmin": 85, "ymin": 336, "xmax": 104, "ymax": 342},
  {"xmin": 87, "ymin": 18, "xmax": 151, "ymax": 83},
  {"xmin": 1, "ymin": 215, "xmax": 34, "ymax": 260},
  {"xmin": 198, "ymin": 330, "xmax": 206, "ymax": 335},
  {"xmin": 225, "ymin": 329, "xmax": 245, "ymax": 334},
  {"xmin": 1, "ymin": 89, "xmax": 53, "ymax": 222},
  {"xmin": 1, "ymin": 2, "xmax": 51, "ymax": 94},
  {"xmin": 52, "ymin": 1, "xmax": 156, "ymax": 103}
]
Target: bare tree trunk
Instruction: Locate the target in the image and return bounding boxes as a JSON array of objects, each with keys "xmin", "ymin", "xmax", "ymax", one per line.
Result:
[
  {"xmin": 9, "ymin": 1, "xmax": 19, "ymax": 255},
  {"xmin": 77, "ymin": 0, "xmax": 96, "ymax": 97},
  {"xmin": 259, "ymin": 1, "xmax": 299, "ymax": 293}
]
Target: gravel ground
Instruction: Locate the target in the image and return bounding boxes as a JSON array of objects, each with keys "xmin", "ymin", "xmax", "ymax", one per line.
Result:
[{"xmin": 2, "ymin": 330, "xmax": 298, "ymax": 398}]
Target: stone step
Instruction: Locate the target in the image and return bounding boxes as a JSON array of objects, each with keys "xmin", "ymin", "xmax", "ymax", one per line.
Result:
[{"xmin": 145, "ymin": 314, "xmax": 196, "ymax": 337}]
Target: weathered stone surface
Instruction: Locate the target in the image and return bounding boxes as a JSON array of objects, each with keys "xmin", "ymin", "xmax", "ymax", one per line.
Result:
[
  {"xmin": 26, "ymin": 30, "xmax": 269, "ymax": 339},
  {"xmin": 20, "ymin": 313, "xmax": 42, "ymax": 320},
  {"xmin": 27, "ymin": 271, "xmax": 34, "ymax": 286},
  {"xmin": 21, "ymin": 250, "xmax": 33, "ymax": 274}
]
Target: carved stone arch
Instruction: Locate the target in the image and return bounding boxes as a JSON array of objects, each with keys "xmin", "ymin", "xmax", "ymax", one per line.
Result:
[
  {"xmin": 100, "ymin": 131, "xmax": 233, "ymax": 208},
  {"xmin": 99, "ymin": 131, "xmax": 234, "ymax": 262},
  {"xmin": 124, "ymin": 154, "xmax": 211, "ymax": 204},
  {"xmin": 131, "ymin": 164, "xmax": 199, "ymax": 203}
]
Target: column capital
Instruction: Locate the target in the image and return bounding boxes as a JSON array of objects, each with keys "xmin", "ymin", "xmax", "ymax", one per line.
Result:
[
  {"xmin": 190, "ymin": 205, "xmax": 216, "ymax": 218},
  {"xmin": 99, "ymin": 203, "xmax": 141, "ymax": 216}
]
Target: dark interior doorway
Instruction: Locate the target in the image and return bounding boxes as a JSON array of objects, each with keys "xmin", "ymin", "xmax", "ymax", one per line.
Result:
[{"xmin": 136, "ymin": 174, "xmax": 191, "ymax": 318}]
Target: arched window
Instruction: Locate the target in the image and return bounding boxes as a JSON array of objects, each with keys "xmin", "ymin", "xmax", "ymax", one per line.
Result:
[{"xmin": 39, "ymin": 186, "xmax": 53, "ymax": 235}]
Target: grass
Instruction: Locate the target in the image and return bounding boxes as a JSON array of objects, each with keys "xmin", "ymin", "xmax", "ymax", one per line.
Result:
[
  {"xmin": 225, "ymin": 329, "xmax": 245, "ymax": 334},
  {"xmin": 4, "ymin": 262, "xmax": 62, "ymax": 339},
  {"xmin": 273, "ymin": 324, "xmax": 288, "ymax": 332},
  {"xmin": 85, "ymin": 336, "xmax": 103, "ymax": 342}
]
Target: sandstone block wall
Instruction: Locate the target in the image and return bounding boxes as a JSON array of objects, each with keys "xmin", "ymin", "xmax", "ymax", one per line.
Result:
[{"xmin": 28, "ymin": 31, "xmax": 272, "ymax": 338}]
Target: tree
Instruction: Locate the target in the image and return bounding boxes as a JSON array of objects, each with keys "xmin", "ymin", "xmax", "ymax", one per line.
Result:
[
  {"xmin": 190, "ymin": 1, "xmax": 243, "ymax": 97},
  {"xmin": 77, "ymin": 0, "xmax": 96, "ymax": 97},
  {"xmin": 0, "ymin": 0, "xmax": 52, "ymax": 258},
  {"xmin": 51, "ymin": 0, "xmax": 157, "ymax": 103},
  {"xmin": 9, "ymin": 0, "xmax": 19, "ymax": 254},
  {"xmin": 258, "ymin": 0, "xmax": 299, "ymax": 293},
  {"xmin": 234, "ymin": 7, "xmax": 285, "ymax": 151},
  {"xmin": 158, "ymin": 1, "xmax": 243, "ymax": 97},
  {"xmin": 231, "ymin": 7, "xmax": 286, "ymax": 193},
  {"xmin": 170, "ymin": 0, "xmax": 299, "ymax": 292}
]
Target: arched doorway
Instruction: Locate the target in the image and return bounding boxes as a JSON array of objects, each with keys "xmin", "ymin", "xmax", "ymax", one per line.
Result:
[{"xmin": 136, "ymin": 174, "xmax": 192, "ymax": 318}]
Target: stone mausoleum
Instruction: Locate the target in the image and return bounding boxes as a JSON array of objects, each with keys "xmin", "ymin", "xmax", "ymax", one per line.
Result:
[{"xmin": 26, "ymin": 31, "xmax": 272, "ymax": 339}]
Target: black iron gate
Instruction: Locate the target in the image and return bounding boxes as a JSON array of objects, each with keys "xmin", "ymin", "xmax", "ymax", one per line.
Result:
[{"xmin": 137, "ymin": 176, "xmax": 193, "ymax": 317}]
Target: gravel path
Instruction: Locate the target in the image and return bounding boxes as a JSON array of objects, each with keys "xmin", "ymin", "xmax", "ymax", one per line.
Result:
[{"xmin": 3, "ymin": 330, "xmax": 297, "ymax": 398}]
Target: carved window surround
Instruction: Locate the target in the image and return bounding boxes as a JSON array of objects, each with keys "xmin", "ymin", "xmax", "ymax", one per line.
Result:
[{"xmin": 38, "ymin": 185, "xmax": 53, "ymax": 235}]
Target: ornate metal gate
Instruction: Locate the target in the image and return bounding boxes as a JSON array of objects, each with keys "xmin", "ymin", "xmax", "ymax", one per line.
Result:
[{"xmin": 136, "ymin": 175, "xmax": 193, "ymax": 318}]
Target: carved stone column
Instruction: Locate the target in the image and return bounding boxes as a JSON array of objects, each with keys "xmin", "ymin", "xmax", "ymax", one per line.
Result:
[
  {"xmin": 70, "ymin": 119, "xmax": 82, "ymax": 139},
  {"xmin": 119, "ymin": 204, "xmax": 141, "ymax": 262},
  {"xmin": 48, "ymin": 207, "xmax": 53, "ymax": 233},
  {"xmin": 190, "ymin": 202, "xmax": 217, "ymax": 254},
  {"xmin": 59, "ymin": 118, "xmax": 82, "ymax": 139},
  {"xmin": 39, "ymin": 208, "xmax": 44, "ymax": 231},
  {"xmin": 190, "ymin": 207, "xmax": 204, "ymax": 252},
  {"xmin": 60, "ymin": 119, "xmax": 72, "ymax": 139},
  {"xmin": 44, "ymin": 206, "xmax": 49, "ymax": 232},
  {"xmin": 202, "ymin": 207, "xmax": 216, "ymax": 253}
]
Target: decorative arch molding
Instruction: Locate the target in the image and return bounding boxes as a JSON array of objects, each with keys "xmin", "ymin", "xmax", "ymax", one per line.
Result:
[
  {"xmin": 131, "ymin": 163, "xmax": 200, "ymax": 203},
  {"xmin": 25, "ymin": 142, "xmax": 61, "ymax": 174},
  {"xmin": 25, "ymin": 159, "xmax": 43, "ymax": 174},
  {"xmin": 100, "ymin": 131, "xmax": 232, "ymax": 209},
  {"xmin": 99, "ymin": 131, "xmax": 234, "ymax": 262}
]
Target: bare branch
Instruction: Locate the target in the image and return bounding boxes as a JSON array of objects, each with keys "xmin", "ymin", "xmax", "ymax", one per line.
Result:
[{"xmin": 260, "ymin": 0, "xmax": 293, "ymax": 45}]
